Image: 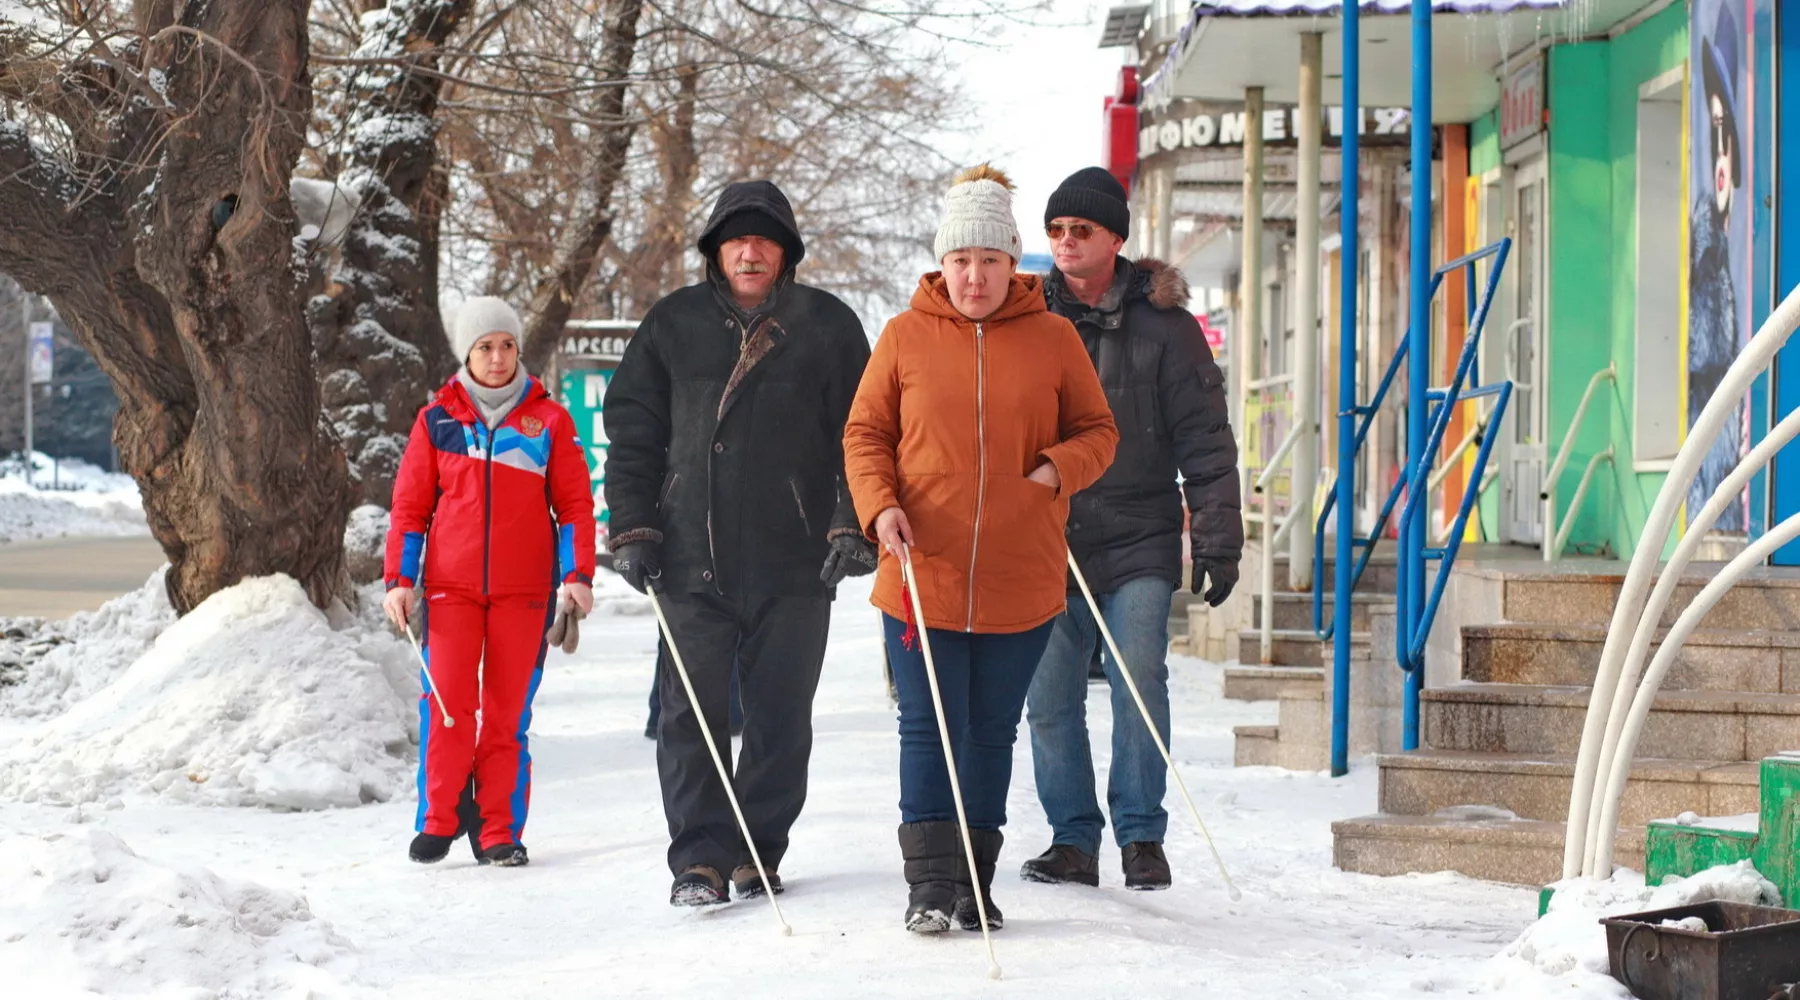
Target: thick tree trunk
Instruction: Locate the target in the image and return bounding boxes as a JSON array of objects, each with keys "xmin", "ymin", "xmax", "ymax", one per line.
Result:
[
  {"xmin": 308, "ymin": 0, "xmax": 470, "ymax": 510},
  {"xmin": 129, "ymin": 1, "xmax": 351, "ymax": 614},
  {"xmin": 0, "ymin": 0, "xmax": 352, "ymax": 615},
  {"xmin": 520, "ymin": 0, "xmax": 645, "ymax": 377}
]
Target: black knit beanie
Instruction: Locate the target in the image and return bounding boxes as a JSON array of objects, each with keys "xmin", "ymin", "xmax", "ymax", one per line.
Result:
[
  {"xmin": 704, "ymin": 208, "xmax": 802, "ymax": 267},
  {"xmin": 1044, "ymin": 167, "xmax": 1130, "ymax": 240}
]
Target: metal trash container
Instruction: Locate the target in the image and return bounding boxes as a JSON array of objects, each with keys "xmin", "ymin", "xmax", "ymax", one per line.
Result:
[{"xmin": 1601, "ymin": 901, "xmax": 1800, "ymax": 1000}]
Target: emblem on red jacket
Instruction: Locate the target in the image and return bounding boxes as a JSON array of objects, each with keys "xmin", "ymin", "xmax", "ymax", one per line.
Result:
[{"xmin": 520, "ymin": 416, "xmax": 543, "ymax": 436}]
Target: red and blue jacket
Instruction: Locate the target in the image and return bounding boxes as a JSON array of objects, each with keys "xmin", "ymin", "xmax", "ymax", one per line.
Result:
[{"xmin": 384, "ymin": 375, "xmax": 596, "ymax": 596}]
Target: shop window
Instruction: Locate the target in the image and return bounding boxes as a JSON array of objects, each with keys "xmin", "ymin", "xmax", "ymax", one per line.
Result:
[{"xmin": 1634, "ymin": 66, "xmax": 1686, "ymax": 466}]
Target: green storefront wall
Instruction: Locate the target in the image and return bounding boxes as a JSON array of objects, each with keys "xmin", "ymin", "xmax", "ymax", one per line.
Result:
[{"xmin": 1542, "ymin": 3, "xmax": 1689, "ymax": 560}]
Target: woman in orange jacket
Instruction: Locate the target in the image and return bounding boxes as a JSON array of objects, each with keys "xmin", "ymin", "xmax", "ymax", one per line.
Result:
[{"xmin": 843, "ymin": 165, "xmax": 1118, "ymax": 934}]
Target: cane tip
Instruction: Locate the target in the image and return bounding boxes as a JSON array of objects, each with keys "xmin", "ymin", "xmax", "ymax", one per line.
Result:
[
  {"xmin": 1227, "ymin": 886, "xmax": 1243, "ymax": 902},
  {"xmin": 443, "ymin": 717, "xmax": 455, "ymax": 729},
  {"xmin": 780, "ymin": 923, "xmax": 793, "ymax": 937},
  {"xmin": 988, "ymin": 965, "xmax": 1003, "ymax": 980}
]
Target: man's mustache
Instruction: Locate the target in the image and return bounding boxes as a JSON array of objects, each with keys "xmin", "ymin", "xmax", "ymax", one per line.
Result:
[{"xmin": 734, "ymin": 262, "xmax": 770, "ymax": 275}]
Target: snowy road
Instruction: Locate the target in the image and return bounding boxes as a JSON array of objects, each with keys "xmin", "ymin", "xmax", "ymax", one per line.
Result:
[
  {"xmin": 0, "ymin": 577, "xmax": 1546, "ymax": 998},
  {"xmin": 0, "ymin": 535, "xmax": 165, "ymax": 618}
]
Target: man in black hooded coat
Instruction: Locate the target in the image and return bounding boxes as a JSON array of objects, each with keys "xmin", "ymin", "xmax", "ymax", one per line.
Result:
[{"xmin": 603, "ymin": 180, "xmax": 875, "ymax": 906}]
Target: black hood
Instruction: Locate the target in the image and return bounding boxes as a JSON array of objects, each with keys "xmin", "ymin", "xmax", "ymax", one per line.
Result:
[{"xmin": 698, "ymin": 180, "xmax": 806, "ymax": 272}]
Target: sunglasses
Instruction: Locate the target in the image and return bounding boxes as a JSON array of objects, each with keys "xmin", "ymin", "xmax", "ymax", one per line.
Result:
[
  {"xmin": 1711, "ymin": 113, "xmax": 1733, "ymax": 155},
  {"xmin": 1046, "ymin": 222, "xmax": 1105, "ymax": 241}
]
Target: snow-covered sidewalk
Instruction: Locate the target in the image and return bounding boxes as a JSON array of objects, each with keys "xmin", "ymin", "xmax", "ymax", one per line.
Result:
[
  {"xmin": 0, "ymin": 575, "xmax": 1564, "ymax": 997},
  {"xmin": 0, "ymin": 455, "xmax": 146, "ymax": 543}
]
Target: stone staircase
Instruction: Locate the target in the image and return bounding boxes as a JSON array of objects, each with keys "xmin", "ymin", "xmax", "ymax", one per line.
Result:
[
  {"xmin": 1218, "ymin": 547, "xmax": 1395, "ymax": 701},
  {"xmin": 1332, "ymin": 564, "xmax": 1800, "ymax": 886}
]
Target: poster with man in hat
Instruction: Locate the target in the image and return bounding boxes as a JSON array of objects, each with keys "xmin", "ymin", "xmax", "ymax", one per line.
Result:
[{"xmin": 1687, "ymin": 0, "xmax": 1749, "ymax": 529}]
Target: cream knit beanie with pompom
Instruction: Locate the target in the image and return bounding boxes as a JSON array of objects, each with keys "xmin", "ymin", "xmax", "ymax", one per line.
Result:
[
  {"xmin": 451, "ymin": 296, "xmax": 525, "ymax": 364},
  {"xmin": 933, "ymin": 164, "xmax": 1022, "ymax": 264}
]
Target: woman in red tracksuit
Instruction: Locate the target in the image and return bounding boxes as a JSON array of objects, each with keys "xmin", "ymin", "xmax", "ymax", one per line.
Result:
[{"xmin": 383, "ymin": 296, "xmax": 596, "ymax": 867}]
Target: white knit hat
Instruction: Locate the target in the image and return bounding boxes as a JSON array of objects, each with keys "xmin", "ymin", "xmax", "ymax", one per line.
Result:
[
  {"xmin": 451, "ymin": 296, "xmax": 525, "ymax": 362},
  {"xmin": 934, "ymin": 164, "xmax": 1022, "ymax": 264}
]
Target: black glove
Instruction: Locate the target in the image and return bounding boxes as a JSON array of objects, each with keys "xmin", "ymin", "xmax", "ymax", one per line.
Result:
[
  {"xmin": 1191, "ymin": 555, "xmax": 1238, "ymax": 607},
  {"xmin": 819, "ymin": 532, "xmax": 879, "ymax": 587},
  {"xmin": 612, "ymin": 540, "xmax": 662, "ymax": 594}
]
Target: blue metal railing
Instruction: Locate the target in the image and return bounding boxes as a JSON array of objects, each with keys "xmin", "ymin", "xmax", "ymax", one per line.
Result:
[
  {"xmin": 1312, "ymin": 237, "xmax": 1514, "ymax": 769},
  {"xmin": 1394, "ymin": 240, "xmax": 1514, "ymax": 751},
  {"xmin": 1331, "ymin": 0, "xmax": 1360, "ymax": 779}
]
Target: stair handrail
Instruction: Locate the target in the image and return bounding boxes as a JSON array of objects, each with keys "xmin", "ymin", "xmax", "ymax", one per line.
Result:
[
  {"xmin": 1542, "ymin": 365, "xmax": 1618, "ymax": 560},
  {"xmin": 1311, "ymin": 338, "xmax": 1411, "ymax": 641},
  {"xmin": 1254, "ymin": 424, "xmax": 1304, "ymax": 663},
  {"xmin": 1391, "ymin": 239, "xmax": 1515, "ymax": 752},
  {"xmin": 1563, "ymin": 282, "xmax": 1800, "ymax": 880}
]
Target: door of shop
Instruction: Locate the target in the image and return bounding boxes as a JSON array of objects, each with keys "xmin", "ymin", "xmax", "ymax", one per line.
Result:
[{"xmin": 1503, "ymin": 158, "xmax": 1549, "ymax": 546}]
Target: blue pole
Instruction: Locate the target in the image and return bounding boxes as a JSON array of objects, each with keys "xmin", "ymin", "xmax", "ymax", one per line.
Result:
[
  {"xmin": 1330, "ymin": 0, "xmax": 1360, "ymax": 778},
  {"xmin": 1402, "ymin": 0, "xmax": 1432, "ymax": 752}
]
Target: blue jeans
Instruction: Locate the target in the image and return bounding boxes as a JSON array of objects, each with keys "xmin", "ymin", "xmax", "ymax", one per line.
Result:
[
  {"xmin": 883, "ymin": 614, "xmax": 1055, "ymax": 830},
  {"xmin": 1025, "ymin": 575, "xmax": 1174, "ymax": 855}
]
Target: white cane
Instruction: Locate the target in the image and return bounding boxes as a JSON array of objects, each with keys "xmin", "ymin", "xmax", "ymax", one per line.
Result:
[
  {"xmin": 1066, "ymin": 551, "xmax": 1242, "ymax": 902},
  {"xmin": 899, "ymin": 545, "xmax": 1003, "ymax": 981},
  {"xmin": 646, "ymin": 583, "xmax": 792, "ymax": 936},
  {"xmin": 403, "ymin": 616, "xmax": 455, "ymax": 729}
]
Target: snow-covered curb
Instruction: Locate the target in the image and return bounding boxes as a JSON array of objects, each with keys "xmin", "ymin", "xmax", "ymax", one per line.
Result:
[
  {"xmin": 0, "ymin": 475, "xmax": 146, "ymax": 542},
  {"xmin": 0, "ymin": 575, "xmax": 418, "ymax": 809},
  {"xmin": 0, "ymin": 829, "xmax": 359, "ymax": 996},
  {"xmin": 1481, "ymin": 861, "xmax": 1783, "ymax": 996},
  {"xmin": 0, "ymin": 566, "xmax": 175, "ymax": 719}
]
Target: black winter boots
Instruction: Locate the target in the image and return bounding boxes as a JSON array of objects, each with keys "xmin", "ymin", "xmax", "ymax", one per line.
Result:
[
  {"xmin": 899, "ymin": 821, "xmax": 960, "ymax": 932},
  {"xmin": 1018, "ymin": 843, "xmax": 1101, "ymax": 887},
  {"xmin": 952, "ymin": 829, "xmax": 1004, "ymax": 932},
  {"xmin": 670, "ymin": 864, "xmax": 730, "ymax": 906},
  {"xmin": 1122, "ymin": 841, "xmax": 1172, "ymax": 890},
  {"xmin": 899, "ymin": 821, "xmax": 1006, "ymax": 933},
  {"xmin": 408, "ymin": 833, "xmax": 455, "ymax": 863}
]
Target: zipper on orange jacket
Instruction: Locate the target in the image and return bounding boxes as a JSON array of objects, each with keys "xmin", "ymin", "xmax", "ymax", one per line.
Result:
[{"xmin": 966, "ymin": 321, "xmax": 988, "ymax": 632}]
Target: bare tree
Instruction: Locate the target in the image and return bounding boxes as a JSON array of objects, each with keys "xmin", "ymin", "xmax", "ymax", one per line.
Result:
[
  {"xmin": 0, "ymin": 0, "xmax": 352, "ymax": 614},
  {"xmin": 304, "ymin": 0, "xmax": 470, "ymax": 507},
  {"xmin": 431, "ymin": 0, "xmax": 1037, "ymax": 336}
]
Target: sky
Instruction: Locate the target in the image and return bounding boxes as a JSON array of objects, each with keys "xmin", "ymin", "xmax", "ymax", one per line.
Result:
[{"xmin": 941, "ymin": 2, "xmax": 1133, "ymax": 262}]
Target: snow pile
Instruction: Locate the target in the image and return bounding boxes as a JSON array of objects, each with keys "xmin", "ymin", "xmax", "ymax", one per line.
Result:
[
  {"xmin": 0, "ymin": 575, "xmax": 419, "ymax": 810},
  {"xmin": 1481, "ymin": 861, "xmax": 1783, "ymax": 997},
  {"xmin": 0, "ymin": 829, "xmax": 359, "ymax": 997},
  {"xmin": 0, "ymin": 473, "xmax": 146, "ymax": 542},
  {"xmin": 343, "ymin": 503, "xmax": 388, "ymax": 583},
  {"xmin": 0, "ymin": 566, "xmax": 174, "ymax": 719},
  {"xmin": 291, "ymin": 176, "xmax": 363, "ymax": 246},
  {"xmin": 19, "ymin": 453, "xmax": 136, "ymax": 493}
]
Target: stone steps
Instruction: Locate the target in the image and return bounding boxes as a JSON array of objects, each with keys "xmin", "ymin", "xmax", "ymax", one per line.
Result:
[
  {"xmin": 1375, "ymin": 750, "xmax": 1761, "ymax": 827},
  {"xmin": 1234, "ymin": 725, "xmax": 1280, "ymax": 767},
  {"xmin": 1234, "ymin": 627, "xmax": 1372, "ymax": 667},
  {"xmin": 1250, "ymin": 590, "xmax": 1389, "ymax": 633},
  {"xmin": 1462, "ymin": 622, "xmax": 1800, "ymax": 692},
  {"xmin": 1421, "ymin": 683, "xmax": 1800, "ymax": 761},
  {"xmin": 1332, "ymin": 813, "xmax": 1647, "ymax": 886},
  {"xmin": 1484, "ymin": 567, "xmax": 1800, "ymax": 630},
  {"xmin": 1221, "ymin": 665, "xmax": 1323, "ymax": 701},
  {"xmin": 1273, "ymin": 550, "xmax": 1398, "ymax": 592}
]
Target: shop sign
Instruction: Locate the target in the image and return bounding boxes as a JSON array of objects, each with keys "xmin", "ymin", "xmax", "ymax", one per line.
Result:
[
  {"xmin": 1499, "ymin": 58, "xmax": 1544, "ymax": 149},
  {"xmin": 1139, "ymin": 106, "xmax": 1411, "ymax": 158}
]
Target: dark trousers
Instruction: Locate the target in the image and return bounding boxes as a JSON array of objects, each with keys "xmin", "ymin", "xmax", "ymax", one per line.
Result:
[
  {"xmin": 647, "ymin": 649, "xmax": 742, "ymax": 735},
  {"xmin": 881, "ymin": 614, "xmax": 1055, "ymax": 830},
  {"xmin": 656, "ymin": 591, "xmax": 829, "ymax": 876}
]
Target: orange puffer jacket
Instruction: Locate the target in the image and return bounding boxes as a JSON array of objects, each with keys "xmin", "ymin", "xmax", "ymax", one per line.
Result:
[{"xmin": 844, "ymin": 272, "xmax": 1118, "ymax": 634}]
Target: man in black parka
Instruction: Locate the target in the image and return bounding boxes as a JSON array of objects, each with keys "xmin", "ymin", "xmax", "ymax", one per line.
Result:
[
  {"xmin": 604, "ymin": 180, "xmax": 876, "ymax": 906},
  {"xmin": 1021, "ymin": 167, "xmax": 1243, "ymax": 892}
]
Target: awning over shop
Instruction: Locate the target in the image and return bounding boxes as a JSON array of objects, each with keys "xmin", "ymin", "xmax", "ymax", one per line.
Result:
[{"xmin": 1146, "ymin": 0, "xmax": 1655, "ymax": 123}]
